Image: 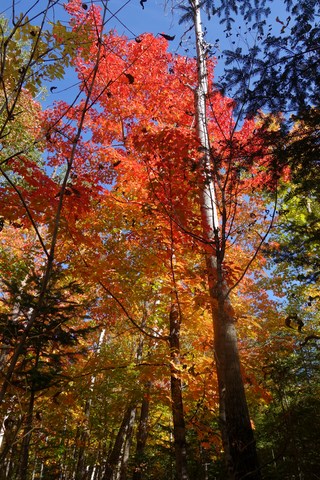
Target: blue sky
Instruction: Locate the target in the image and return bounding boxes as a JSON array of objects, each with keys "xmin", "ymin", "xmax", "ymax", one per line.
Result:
[
  {"xmin": 1, "ymin": 0, "xmax": 288, "ymax": 106},
  {"xmin": 2, "ymin": 0, "xmax": 288, "ymax": 63},
  {"xmin": 103, "ymin": 1, "xmax": 288, "ymax": 68}
]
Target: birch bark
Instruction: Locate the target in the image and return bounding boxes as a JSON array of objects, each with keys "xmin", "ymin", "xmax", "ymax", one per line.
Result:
[{"xmin": 191, "ymin": 1, "xmax": 261, "ymax": 478}]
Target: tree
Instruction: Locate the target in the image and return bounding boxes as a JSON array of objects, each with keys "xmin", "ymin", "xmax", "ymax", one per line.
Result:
[
  {"xmin": 1, "ymin": 1, "xmax": 303, "ymax": 479},
  {"xmin": 0, "ymin": 2, "xmax": 113, "ymax": 477},
  {"xmin": 209, "ymin": 0, "xmax": 320, "ymax": 298},
  {"xmin": 185, "ymin": 1, "xmax": 320, "ymax": 472},
  {"xmin": 190, "ymin": 2, "xmax": 263, "ymax": 476},
  {"xmin": 267, "ymin": 109, "xmax": 320, "ymax": 281},
  {"xmin": 0, "ymin": 0, "xmax": 106, "ymax": 402},
  {"xmin": 256, "ymin": 340, "xmax": 320, "ymax": 479},
  {"xmin": 58, "ymin": 1, "xmax": 282, "ymax": 477}
]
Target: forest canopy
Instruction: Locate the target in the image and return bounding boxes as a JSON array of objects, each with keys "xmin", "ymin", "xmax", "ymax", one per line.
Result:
[{"xmin": 0, "ymin": 1, "xmax": 319, "ymax": 479}]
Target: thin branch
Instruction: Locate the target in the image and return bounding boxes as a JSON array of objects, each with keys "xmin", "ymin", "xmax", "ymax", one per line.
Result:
[
  {"xmin": 97, "ymin": 280, "xmax": 169, "ymax": 342},
  {"xmin": 0, "ymin": 166, "xmax": 49, "ymax": 258},
  {"xmin": 225, "ymin": 186, "xmax": 278, "ymax": 298},
  {"xmin": 300, "ymin": 335, "xmax": 320, "ymax": 347}
]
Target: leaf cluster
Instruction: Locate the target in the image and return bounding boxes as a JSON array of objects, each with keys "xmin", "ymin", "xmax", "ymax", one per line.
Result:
[
  {"xmin": 0, "ymin": 267, "xmax": 96, "ymax": 392},
  {"xmin": 178, "ymin": 0, "xmax": 272, "ymax": 32},
  {"xmin": 216, "ymin": 0, "xmax": 320, "ymax": 117}
]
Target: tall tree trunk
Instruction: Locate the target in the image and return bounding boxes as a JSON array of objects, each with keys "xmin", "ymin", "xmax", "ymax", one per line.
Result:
[
  {"xmin": 75, "ymin": 399, "xmax": 91, "ymax": 480},
  {"xmin": 169, "ymin": 304, "xmax": 189, "ymax": 480},
  {"xmin": 19, "ymin": 388, "xmax": 36, "ymax": 480},
  {"xmin": 0, "ymin": 413, "xmax": 22, "ymax": 475},
  {"xmin": 18, "ymin": 344, "xmax": 41, "ymax": 480},
  {"xmin": 75, "ymin": 330, "xmax": 106, "ymax": 480},
  {"xmin": 119, "ymin": 407, "xmax": 136, "ymax": 480},
  {"xmin": 191, "ymin": 1, "xmax": 261, "ymax": 478},
  {"xmin": 103, "ymin": 405, "xmax": 137, "ymax": 480},
  {"xmin": 213, "ymin": 290, "xmax": 260, "ymax": 479},
  {"xmin": 132, "ymin": 384, "xmax": 151, "ymax": 480},
  {"xmin": 104, "ymin": 328, "xmax": 149, "ymax": 480}
]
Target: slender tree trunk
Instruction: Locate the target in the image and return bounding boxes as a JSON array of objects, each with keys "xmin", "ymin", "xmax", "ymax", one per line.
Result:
[
  {"xmin": 0, "ymin": 413, "xmax": 22, "ymax": 475},
  {"xmin": 103, "ymin": 405, "xmax": 137, "ymax": 480},
  {"xmin": 75, "ymin": 331, "xmax": 106, "ymax": 480},
  {"xmin": 75, "ymin": 399, "xmax": 91, "ymax": 480},
  {"xmin": 119, "ymin": 407, "xmax": 136, "ymax": 480},
  {"xmin": 19, "ymin": 388, "xmax": 36, "ymax": 480},
  {"xmin": 132, "ymin": 384, "xmax": 151, "ymax": 480},
  {"xmin": 169, "ymin": 304, "xmax": 189, "ymax": 480},
  {"xmin": 19, "ymin": 344, "xmax": 41, "ymax": 480},
  {"xmin": 191, "ymin": 1, "xmax": 261, "ymax": 478},
  {"xmin": 104, "ymin": 328, "xmax": 149, "ymax": 480}
]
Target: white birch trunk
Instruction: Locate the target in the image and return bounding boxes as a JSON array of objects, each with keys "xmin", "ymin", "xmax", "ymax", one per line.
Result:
[{"xmin": 190, "ymin": 1, "xmax": 261, "ymax": 478}]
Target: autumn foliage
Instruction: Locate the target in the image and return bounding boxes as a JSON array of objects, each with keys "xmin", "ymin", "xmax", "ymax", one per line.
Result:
[{"xmin": 0, "ymin": 1, "xmax": 319, "ymax": 479}]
